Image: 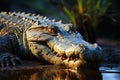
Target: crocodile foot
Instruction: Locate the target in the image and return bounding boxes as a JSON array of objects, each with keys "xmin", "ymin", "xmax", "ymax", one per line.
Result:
[{"xmin": 0, "ymin": 52, "xmax": 22, "ymax": 67}]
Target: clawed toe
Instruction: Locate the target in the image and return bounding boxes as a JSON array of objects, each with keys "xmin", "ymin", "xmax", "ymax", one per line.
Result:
[{"xmin": 0, "ymin": 53, "xmax": 22, "ymax": 67}]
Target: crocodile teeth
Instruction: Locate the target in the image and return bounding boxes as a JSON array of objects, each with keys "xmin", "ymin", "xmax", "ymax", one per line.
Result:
[{"xmin": 65, "ymin": 47, "xmax": 74, "ymax": 57}]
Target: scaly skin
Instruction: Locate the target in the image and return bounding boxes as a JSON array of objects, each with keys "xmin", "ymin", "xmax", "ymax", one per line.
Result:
[{"xmin": 0, "ymin": 12, "xmax": 103, "ymax": 68}]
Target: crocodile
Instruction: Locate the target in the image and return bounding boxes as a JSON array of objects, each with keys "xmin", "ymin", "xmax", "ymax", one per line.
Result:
[{"xmin": 0, "ymin": 12, "xmax": 103, "ymax": 68}]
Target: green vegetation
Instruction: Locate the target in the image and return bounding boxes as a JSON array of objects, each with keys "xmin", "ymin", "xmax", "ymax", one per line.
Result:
[
  {"xmin": 61, "ymin": 0, "xmax": 111, "ymax": 30},
  {"xmin": 56, "ymin": 0, "xmax": 111, "ymax": 42}
]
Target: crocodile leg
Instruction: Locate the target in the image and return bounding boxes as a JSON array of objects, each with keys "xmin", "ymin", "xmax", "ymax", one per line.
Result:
[{"xmin": 0, "ymin": 36, "xmax": 22, "ymax": 67}]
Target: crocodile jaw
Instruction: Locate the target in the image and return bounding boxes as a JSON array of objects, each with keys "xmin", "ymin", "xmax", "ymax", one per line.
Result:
[
  {"xmin": 28, "ymin": 41, "xmax": 87, "ymax": 68},
  {"xmin": 26, "ymin": 24, "xmax": 103, "ymax": 68},
  {"xmin": 45, "ymin": 37, "xmax": 103, "ymax": 68},
  {"xmin": 46, "ymin": 39, "xmax": 87, "ymax": 67}
]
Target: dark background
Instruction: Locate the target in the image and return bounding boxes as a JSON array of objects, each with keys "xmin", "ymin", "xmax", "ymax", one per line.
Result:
[{"xmin": 0, "ymin": 0, "xmax": 120, "ymax": 40}]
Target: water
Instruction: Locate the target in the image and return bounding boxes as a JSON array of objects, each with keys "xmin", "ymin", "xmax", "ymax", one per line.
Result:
[
  {"xmin": 0, "ymin": 67, "xmax": 101, "ymax": 80},
  {"xmin": 100, "ymin": 67, "xmax": 120, "ymax": 80},
  {"xmin": 102, "ymin": 73, "xmax": 120, "ymax": 80},
  {"xmin": 0, "ymin": 65, "xmax": 119, "ymax": 80}
]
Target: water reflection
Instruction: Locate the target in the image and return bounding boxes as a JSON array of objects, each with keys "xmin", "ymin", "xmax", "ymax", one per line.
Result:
[
  {"xmin": 29, "ymin": 69, "xmax": 102, "ymax": 80},
  {"xmin": 0, "ymin": 67, "xmax": 102, "ymax": 80}
]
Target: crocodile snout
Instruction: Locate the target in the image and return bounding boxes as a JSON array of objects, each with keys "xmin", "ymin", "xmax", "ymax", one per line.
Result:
[
  {"xmin": 47, "ymin": 39, "xmax": 85, "ymax": 59},
  {"xmin": 47, "ymin": 38, "xmax": 103, "ymax": 62},
  {"xmin": 82, "ymin": 43, "xmax": 103, "ymax": 62}
]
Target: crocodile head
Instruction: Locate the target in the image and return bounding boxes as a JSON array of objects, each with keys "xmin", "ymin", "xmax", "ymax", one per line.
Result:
[{"xmin": 26, "ymin": 19, "xmax": 103, "ymax": 68}]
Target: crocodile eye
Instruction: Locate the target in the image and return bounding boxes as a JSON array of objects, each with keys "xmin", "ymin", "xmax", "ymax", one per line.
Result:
[{"xmin": 48, "ymin": 27, "xmax": 54, "ymax": 33}]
